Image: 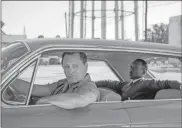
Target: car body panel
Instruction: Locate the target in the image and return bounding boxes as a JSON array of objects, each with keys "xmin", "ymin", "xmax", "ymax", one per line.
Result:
[
  {"xmin": 2, "ymin": 102, "xmax": 131, "ymax": 128},
  {"xmin": 124, "ymin": 99, "xmax": 182, "ymax": 127}
]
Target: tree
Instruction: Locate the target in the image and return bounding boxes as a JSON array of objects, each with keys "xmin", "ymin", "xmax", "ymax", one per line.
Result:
[
  {"xmin": 38, "ymin": 35, "xmax": 44, "ymax": 38},
  {"xmin": 56, "ymin": 35, "xmax": 60, "ymax": 38},
  {"xmin": 144, "ymin": 23, "xmax": 169, "ymax": 44}
]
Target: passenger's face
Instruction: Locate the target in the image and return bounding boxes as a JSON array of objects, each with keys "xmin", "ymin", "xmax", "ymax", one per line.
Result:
[
  {"xmin": 129, "ymin": 61, "xmax": 145, "ymax": 79},
  {"xmin": 62, "ymin": 53, "xmax": 87, "ymax": 84}
]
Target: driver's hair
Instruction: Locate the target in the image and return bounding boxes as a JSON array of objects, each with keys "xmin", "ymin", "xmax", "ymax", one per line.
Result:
[
  {"xmin": 133, "ymin": 59, "xmax": 148, "ymax": 71},
  {"xmin": 61, "ymin": 52, "xmax": 87, "ymax": 65}
]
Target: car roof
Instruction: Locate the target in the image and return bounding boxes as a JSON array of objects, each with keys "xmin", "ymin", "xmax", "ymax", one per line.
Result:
[{"xmin": 23, "ymin": 38, "xmax": 181, "ymax": 54}]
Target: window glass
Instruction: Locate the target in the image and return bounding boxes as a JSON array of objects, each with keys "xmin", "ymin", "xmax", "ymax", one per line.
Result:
[
  {"xmin": 34, "ymin": 56, "xmax": 63, "ymax": 85},
  {"xmin": 34, "ymin": 53, "xmax": 119, "ymax": 85},
  {"xmin": 2, "ymin": 62, "xmax": 36, "ymax": 104},
  {"xmin": 145, "ymin": 57, "xmax": 181, "ymax": 82},
  {"xmin": 1, "ymin": 42, "xmax": 29, "ymax": 77},
  {"xmin": 88, "ymin": 61, "xmax": 119, "ymax": 81}
]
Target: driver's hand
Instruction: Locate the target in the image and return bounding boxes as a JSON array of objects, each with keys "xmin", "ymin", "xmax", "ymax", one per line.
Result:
[{"xmin": 14, "ymin": 94, "xmax": 26, "ymax": 102}]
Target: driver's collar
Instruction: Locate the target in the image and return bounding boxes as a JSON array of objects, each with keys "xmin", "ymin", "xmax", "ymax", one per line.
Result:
[{"xmin": 67, "ymin": 73, "xmax": 91, "ymax": 89}]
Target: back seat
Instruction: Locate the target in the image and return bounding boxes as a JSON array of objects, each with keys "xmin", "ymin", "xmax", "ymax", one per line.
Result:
[
  {"xmin": 155, "ymin": 89, "xmax": 182, "ymax": 99},
  {"xmin": 98, "ymin": 87, "xmax": 121, "ymax": 101}
]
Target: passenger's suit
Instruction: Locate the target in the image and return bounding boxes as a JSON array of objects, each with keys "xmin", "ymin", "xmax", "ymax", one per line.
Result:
[{"xmin": 96, "ymin": 78, "xmax": 182, "ymax": 100}]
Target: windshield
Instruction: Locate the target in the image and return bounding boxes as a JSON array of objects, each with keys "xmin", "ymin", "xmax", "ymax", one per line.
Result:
[{"xmin": 1, "ymin": 42, "xmax": 29, "ymax": 76}]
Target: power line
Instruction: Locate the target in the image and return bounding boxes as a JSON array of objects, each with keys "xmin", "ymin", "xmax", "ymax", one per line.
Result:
[
  {"xmin": 148, "ymin": 1, "xmax": 180, "ymax": 8},
  {"xmin": 145, "ymin": 0, "xmax": 148, "ymax": 41}
]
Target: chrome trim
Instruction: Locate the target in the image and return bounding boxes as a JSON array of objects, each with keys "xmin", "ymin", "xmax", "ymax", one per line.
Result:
[
  {"xmin": 75, "ymin": 123, "xmax": 131, "ymax": 127},
  {"xmin": 2, "ymin": 100, "xmax": 25, "ymax": 105},
  {"xmin": 26, "ymin": 56, "xmax": 40, "ymax": 105},
  {"xmin": 1, "ymin": 61, "xmax": 38, "ymax": 105},
  {"xmin": 103, "ymin": 45, "xmax": 182, "ymax": 55},
  {"xmin": 29, "ymin": 44, "xmax": 182, "ymax": 57},
  {"xmin": 147, "ymin": 70, "xmax": 156, "ymax": 78},
  {"xmin": 1, "ymin": 72, "xmax": 23, "ymax": 105},
  {"xmin": 1, "ymin": 101, "xmax": 124, "ymax": 108},
  {"xmin": 75, "ymin": 120, "xmax": 182, "ymax": 127},
  {"xmin": 1, "ymin": 98, "xmax": 182, "ymax": 108},
  {"xmin": 104, "ymin": 59, "xmax": 123, "ymax": 81},
  {"xmin": 130, "ymin": 121, "xmax": 182, "ymax": 126},
  {"xmin": 21, "ymin": 40, "xmax": 31, "ymax": 52},
  {"xmin": 1, "ymin": 55, "xmax": 40, "ymax": 89},
  {"xmin": 1, "ymin": 41, "xmax": 31, "ymax": 76},
  {"xmin": 124, "ymin": 98, "xmax": 182, "ymax": 103}
]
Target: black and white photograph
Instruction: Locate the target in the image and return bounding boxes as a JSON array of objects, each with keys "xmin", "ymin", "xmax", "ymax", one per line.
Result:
[{"xmin": 1, "ymin": 1, "xmax": 182, "ymax": 127}]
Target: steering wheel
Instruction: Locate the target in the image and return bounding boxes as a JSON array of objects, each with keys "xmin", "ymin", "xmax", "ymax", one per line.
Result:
[{"xmin": 4, "ymin": 86, "xmax": 26, "ymax": 103}]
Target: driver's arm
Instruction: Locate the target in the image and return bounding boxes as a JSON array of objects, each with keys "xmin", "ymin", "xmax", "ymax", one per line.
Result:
[
  {"xmin": 36, "ymin": 82, "xmax": 99, "ymax": 109},
  {"xmin": 11, "ymin": 79, "xmax": 58, "ymax": 97}
]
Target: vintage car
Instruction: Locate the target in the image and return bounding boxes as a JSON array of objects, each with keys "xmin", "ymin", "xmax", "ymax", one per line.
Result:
[{"xmin": 1, "ymin": 38, "xmax": 182, "ymax": 127}]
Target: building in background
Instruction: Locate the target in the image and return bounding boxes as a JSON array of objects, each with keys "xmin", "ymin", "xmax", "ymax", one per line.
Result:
[
  {"xmin": 168, "ymin": 15, "xmax": 182, "ymax": 46},
  {"xmin": 1, "ymin": 21, "xmax": 27, "ymax": 47}
]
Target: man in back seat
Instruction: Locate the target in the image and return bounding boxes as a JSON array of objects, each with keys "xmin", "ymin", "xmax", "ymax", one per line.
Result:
[{"xmin": 96, "ymin": 59, "xmax": 182, "ymax": 101}]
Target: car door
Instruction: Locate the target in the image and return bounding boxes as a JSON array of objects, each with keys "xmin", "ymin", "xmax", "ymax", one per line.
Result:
[
  {"xmin": 2, "ymin": 102, "xmax": 131, "ymax": 128},
  {"xmin": 122, "ymin": 55, "xmax": 182, "ymax": 127},
  {"xmin": 124, "ymin": 99, "xmax": 182, "ymax": 127},
  {"xmin": 1, "ymin": 49, "xmax": 131, "ymax": 128}
]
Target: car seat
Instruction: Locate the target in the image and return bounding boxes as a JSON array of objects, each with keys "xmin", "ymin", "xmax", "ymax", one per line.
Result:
[
  {"xmin": 155, "ymin": 89, "xmax": 182, "ymax": 99},
  {"xmin": 98, "ymin": 87, "xmax": 121, "ymax": 101}
]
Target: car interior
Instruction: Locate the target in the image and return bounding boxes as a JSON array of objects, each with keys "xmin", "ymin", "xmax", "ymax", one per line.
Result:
[{"xmin": 2, "ymin": 50, "xmax": 182, "ymax": 106}]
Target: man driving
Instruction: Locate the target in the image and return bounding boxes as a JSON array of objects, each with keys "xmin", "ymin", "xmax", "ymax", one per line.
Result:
[
  {"xmin": 96, "ymin": 59, "xmax": 182, "ymax": 100},
  {"xmin": 12, "ymin": 52, "xmax": 100, "ymax": 109}
]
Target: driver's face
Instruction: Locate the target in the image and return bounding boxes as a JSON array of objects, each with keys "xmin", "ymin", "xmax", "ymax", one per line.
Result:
[
  {"xmin": 129, "ymin": 61, "xmax": 145, "ymax": 79},
  {"xmin": 62, "ymin": 53, "xmax": 87, "ymax": 84}
]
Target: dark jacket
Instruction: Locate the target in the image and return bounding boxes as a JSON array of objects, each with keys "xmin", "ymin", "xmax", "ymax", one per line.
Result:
[{"xmin": 95, "ymin": 79, "xmax": 181, "ymax": 101}]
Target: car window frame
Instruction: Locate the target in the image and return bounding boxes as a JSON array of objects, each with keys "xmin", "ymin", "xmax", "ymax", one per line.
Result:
[
  {"xmin": 1, "ymin": 49, "xmax": 124, "ymax": 107},
  {"xmin": 1, "ymin": 41, "xmax": 31, "ymax": 78},
  {"xmin": 1, "ymin": 47, "xmax": 181, "ymax": 108},
  {"xmin": 1, "ymin": 54, "xmax": 41, "ymax": 106},
  {"xmin": 1, "ymin": 60, "xmax": 38, "ymax": 105}
]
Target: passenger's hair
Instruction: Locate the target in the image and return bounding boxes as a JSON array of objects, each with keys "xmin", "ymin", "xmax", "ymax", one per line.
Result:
[
  {"xmin": 62, "ymin": 52, "xmax": 87, "ymax": 65},
  {"xmin": 134, "ymin": 59, "xmax": 148, "ymax": 70}
]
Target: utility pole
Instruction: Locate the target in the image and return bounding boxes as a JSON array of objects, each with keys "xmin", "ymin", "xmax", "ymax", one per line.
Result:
[
  {"xmin": 68, "ymin": 1, "xmax": 71, "ymax": 38},
  {"xmin": 121, "ymin": 1, "xmax": 124, "ymax": 40},
  {"xmin": 23, "ymin": 26, "xmax": 26, "ymax": 35},
  {"xmin": 115, "ymin": 0, "xmax": 119, "ymax": 40},
  {"xmin": 84, "ymin": 1, "xmax": 87, "ymax": 38},
  {"xmin": 70, "ymin": 1, "xmax": 74, "ymax": 38},
  {"xmin": 145, "ymin": 0, "xmax": 148, "ymax": 41},
  {"xmin": 64, "ymin": 12, "xmax": 68, "ymax": 38},
  {"xmin": 134, "ymin": 1, "xmax": 139, "ymax": 41},
  {"xmin": 101, "ymin": 1, "xmax": 106, "ymax": 39},
  {"xmin": 80, "ymin": 1, "xmax": 84, "ymax": 38},
  {"xmin": 92, "ymin": 1, "xmax": 95, "ymax": 39}
]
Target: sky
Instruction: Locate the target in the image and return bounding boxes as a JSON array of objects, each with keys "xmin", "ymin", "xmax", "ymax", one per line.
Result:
[{"xmin": 2, "ymin": 1, "xmax": 182, "ymax": 40}]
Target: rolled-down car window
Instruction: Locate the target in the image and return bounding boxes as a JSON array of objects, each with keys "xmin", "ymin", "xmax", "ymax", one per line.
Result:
[
  {"xmin": 145, "ymin": 57, "xmax": 182, "ymax": 82},
  {"xmin": 1, "ymin": 42, "xmax": 29, "ymax": 77}
]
